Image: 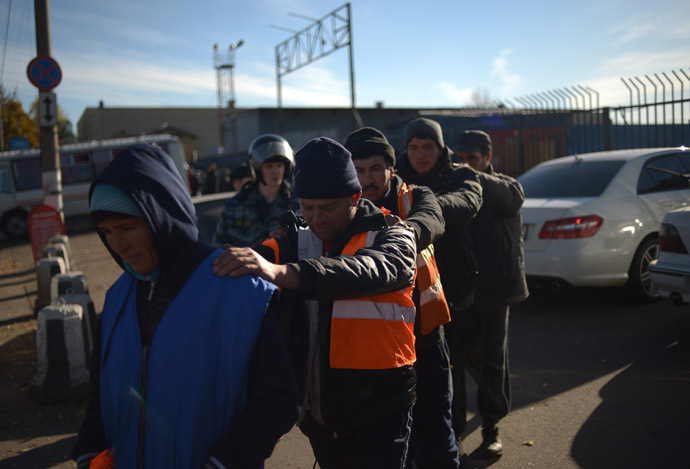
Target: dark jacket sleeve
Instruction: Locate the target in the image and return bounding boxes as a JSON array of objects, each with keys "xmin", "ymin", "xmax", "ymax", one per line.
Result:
[
  {"xmin": 477, "ymin": 170, "xmax": 524, "ymax": 217},
  {"xmin": 210, "ymin": 294, "xmax": 299, "ymax": 468},
  {"xmin": 291, "ymin": 224, "xmax": 417, "ymax": 301},
  {"xmin": 435, "ymin": 165, "xmax": 483, "ymax": 225},
  {"xmin": 406, "ymin": 185, "xmax": 445, "ymax": 252},
  {"xmin": 71, "ymin": 318, "xmax": 109, "ymax": 468}
]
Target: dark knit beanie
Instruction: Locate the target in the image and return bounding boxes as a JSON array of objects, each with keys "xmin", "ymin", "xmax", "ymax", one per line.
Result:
[
  {"xmin": 455, "ymin": 130, "xmax": 492, "ymax": 153},
  {"xmin": 344, "ymin": 127, "xmax": 396, "ymax": 167},
  {"xmin": 404, "ymin": 117, "xmax": 444, "ymax": 148},
  {"xmin": 293, "ymin": 137, "xmax": 362, "ymax": 199}
]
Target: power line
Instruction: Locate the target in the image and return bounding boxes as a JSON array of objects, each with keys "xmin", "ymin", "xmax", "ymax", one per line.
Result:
[{"xmin": 1, "ymin": 0, "xmax": 13, "ymax": 84}]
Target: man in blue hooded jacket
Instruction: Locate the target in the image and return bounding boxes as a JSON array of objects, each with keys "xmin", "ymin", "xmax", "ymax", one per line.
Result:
[{"xmin": 71, "ymin": 143, "xmax": 298, "ymax": 468}]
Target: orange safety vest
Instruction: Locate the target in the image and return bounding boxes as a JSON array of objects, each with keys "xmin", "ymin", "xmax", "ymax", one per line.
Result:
[
  {"xmin": 396, "ymin": 182, "xmax": 452, "ymax": 335},
  {"xmin": 331, "ymin": 230, "xmax": 416, "ymax": 369},
  {"xmin": 266, "ymin": 226, "xmax": 416, "ymax": 370}
]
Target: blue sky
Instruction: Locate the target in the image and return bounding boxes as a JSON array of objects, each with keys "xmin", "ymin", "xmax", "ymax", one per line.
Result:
[{"xmin": 2, "ymin": 0, "xmax": 689, "ymax": 133}]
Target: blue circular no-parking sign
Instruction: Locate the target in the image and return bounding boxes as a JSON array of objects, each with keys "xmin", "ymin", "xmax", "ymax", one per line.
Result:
[{"xmin": 26, "ymin": 56, "xmax": 62, "ymax": 91}]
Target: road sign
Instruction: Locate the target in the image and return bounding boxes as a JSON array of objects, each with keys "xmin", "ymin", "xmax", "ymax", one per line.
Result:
[
  {"xmin": 10, "ymin": 138, "xmax": 30, "ymax": 150},
  {"xmin": 26, "ymin": 56, "xmax": 62, "ymax": 91},
  {"xmin": 39, "ymin": 92, "xmax": 58, "ymax": 127}
]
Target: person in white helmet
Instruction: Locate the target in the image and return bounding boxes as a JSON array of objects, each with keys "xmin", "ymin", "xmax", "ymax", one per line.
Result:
[{"xmin": 214, "ymin": 134, "xmax": 300, "ymax": 248}]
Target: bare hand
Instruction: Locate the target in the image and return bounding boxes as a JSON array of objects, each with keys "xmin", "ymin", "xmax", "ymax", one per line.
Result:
[
  {"xmin": 212, "ymin": 245, "xmax": 299, "ymax": 289},
  {"xmin": 385, "ymin": 213, "xmax": 404, "ymax": 227}
]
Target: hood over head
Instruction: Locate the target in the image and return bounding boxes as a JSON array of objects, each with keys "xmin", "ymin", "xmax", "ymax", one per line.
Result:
[{"xmin": 89, "ymin": 143, "xmax": 198, "ymax": 270}]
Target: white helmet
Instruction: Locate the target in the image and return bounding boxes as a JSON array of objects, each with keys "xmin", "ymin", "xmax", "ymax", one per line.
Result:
[{"xmin": 248, "ymin": 134, "xmax": 294, "ymax": 178}]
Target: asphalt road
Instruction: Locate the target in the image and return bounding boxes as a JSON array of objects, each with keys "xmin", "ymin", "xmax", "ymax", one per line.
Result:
[
  {"xmin": 1, "ymin": 229, "xmax": 689, "ymax": 468},
  {"xmin": 265, "ymin": 287, "xmax": 690, "ymax": 469}
]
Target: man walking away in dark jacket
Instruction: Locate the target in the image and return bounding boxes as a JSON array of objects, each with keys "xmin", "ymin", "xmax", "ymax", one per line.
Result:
[
  {"xmin": 213, "ymin": 137, "xmax": 419, "ymax": 469},
  {"xmin": 453, "ymin": 130, "xmax": 529, "ymax": 460},
  {"xmin": 345, "ymin": 127, "xmax": 460, "ymax": 468},
  {"xmin": 396, "ymin": 117, "xmax": 482, "ymax": 464}
]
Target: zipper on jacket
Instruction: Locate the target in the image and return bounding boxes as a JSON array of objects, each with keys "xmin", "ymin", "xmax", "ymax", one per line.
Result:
[
  {"xmin": 137, "ymin": 345, "xmax": 150, "ymax": 468},
  {"xmin": 147, "ymin": 281, "xmax": 156, "ymax": 301},
  {"xmin": 138, "ymin": 280, "xmax": 155, "ymax": 467}
]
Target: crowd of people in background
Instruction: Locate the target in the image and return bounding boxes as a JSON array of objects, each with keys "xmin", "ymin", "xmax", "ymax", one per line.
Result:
[
  {"xmin": 73, "ymin": 117, "xmax": 528, "ymax": 469},
  {"xmin": 187, "ymin": 161, "xmax": 257, "ymax": 197}
]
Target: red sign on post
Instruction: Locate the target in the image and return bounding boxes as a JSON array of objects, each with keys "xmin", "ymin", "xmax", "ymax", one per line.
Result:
[{"xmin": 28, "ymin": 205, "xmax": 66, "ymax": 263}]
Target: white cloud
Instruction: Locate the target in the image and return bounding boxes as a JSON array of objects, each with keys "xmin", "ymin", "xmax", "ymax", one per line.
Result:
[
  {"xmin": 608, "ymin": 14, "xmax": 690, "ymax": 47},
  {"xmin": 54, "ymin": 45, "xmax": 351, "ymax": 112},
  {"xmin": 436, "ymin": 82, "xmax": 474, "ymax": 104},
  {"xmin": 491, "ymin": 49, "xmax": 521, "ymax": 97},
  {"xmin": 59, "ymin": 54, "xmax": 216, "ymax": 98},
  {"xmin": 584, "ymin": 48, "xmax": 690, "ymax": 106},
  {"xmin": 608, "ymin": 18, "xmax": 657, "ymax": 47},
  {"xmin": 277, "ymin": 66, "xmax": 351, "ymax": 106}
]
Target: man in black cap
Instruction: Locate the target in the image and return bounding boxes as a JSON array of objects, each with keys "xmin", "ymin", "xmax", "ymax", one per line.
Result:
[
  {"xmin": 345, "ymin": 127, "xmax": 460, "ymax": 468},
  {"xmin": 229, "ymin": 162, "xmax": 255, "ymax": 192},
  {"xmin": 213, "ymin": 137, "xmax": 419, "ymax": 469},
  {"xmin": 452, "ymin": 130, "xmax": 529, "ymax": 459},
  {"xmin": 396, "ymin": 117, "xmax": 482, "ymax": 464}
]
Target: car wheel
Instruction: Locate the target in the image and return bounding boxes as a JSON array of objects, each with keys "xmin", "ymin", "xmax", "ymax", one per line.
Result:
[
  {"xmin": 1, "ymin": 210, "xmax": 29, "ymax": 240},
  {"xmin": 626, "ymin": 236, "xmax": 660, "ymax": 303}
]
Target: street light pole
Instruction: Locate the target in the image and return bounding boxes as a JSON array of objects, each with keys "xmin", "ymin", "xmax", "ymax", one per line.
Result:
[
  {"xmin": 228, "ymin": 40, "xmax": 243, "ymax": 156},
  {"xmin": 214, "ymin": 39, "xmax": 243, "ymax": 156}
]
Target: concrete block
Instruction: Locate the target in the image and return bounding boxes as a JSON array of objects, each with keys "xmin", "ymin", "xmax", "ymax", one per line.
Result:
[
  {"xmin": 51, "ymin": 271, "xmax": 89, "ymax": 299},
  {"xmin": 35, "ymin": 257, "xmax": 66, "ymax": 314},
  {"xmin": 56, "ymin": 293, "xmax": 97, "ymax": 367},
  {"xmin": 48, "ymin": 234, "xmax": 72, "ymax": 261},
  {"xmin": 42, "ymin": 244, "xmax": 71, "ymax": 272},
  {"xmin": 48, "ymin": 235, "xmax": 74, "ymax": 270},
  {"xmin": 30, "ymin": 302, "xmax": 90, "ymax": 403}
]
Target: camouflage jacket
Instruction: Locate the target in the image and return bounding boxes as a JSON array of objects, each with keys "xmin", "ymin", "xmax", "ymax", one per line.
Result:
[{"xmin": 213, "ymin": 181, "xmax": 300, "ymax": 249}]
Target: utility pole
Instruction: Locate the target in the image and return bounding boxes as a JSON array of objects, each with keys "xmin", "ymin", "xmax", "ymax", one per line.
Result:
[{"xmin": 32, "ymin": 0, "xmax": 62, "ymax": 218}]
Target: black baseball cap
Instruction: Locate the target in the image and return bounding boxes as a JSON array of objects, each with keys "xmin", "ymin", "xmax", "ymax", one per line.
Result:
[{"xmin": 455, "ymin": 130, "xmax": 492, "ymax": 152}]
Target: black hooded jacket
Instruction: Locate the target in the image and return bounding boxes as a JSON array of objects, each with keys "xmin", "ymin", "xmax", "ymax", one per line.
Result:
[
  {"xmin": 471, "ymin": 164, "xmax": 529, "ymax": 311},
  {"xmin": 396, "ymin": 146, "xmax": 483, "ymax": 311},
  {"xmin": 379, "ymin": 174, "xmax": 447, "ymax": 349},
  {"xmin": 72, "ymin": 144, "xmax": 298, "ymax": 469},
  {"xmin": 256, "ymin": 198, "xmax": 418, "ymax": 432}
]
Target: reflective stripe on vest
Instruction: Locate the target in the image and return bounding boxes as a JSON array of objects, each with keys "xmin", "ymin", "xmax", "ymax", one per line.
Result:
[
  {"xmin": 397, "ymin": 182, "xmax": 451, "ymax": 335},
  {"xmin": 330, "ymin": 230, "xmax": 416, "ymax": 369}
]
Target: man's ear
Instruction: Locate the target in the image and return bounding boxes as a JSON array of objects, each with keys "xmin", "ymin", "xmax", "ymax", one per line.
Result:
[{"xmin": 352, "ymin": 192, "xmax": 362, "ymax": 207}]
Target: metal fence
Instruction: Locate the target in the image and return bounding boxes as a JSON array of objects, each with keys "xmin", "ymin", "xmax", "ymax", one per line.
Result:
[{"xmin": 432, "ymin": 69, "xmax": 690, "ymax": 177}]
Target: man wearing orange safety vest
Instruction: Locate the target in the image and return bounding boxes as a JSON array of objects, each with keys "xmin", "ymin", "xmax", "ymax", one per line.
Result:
[
  {"xmin": 213, "ymin": 137, "xmax": 419, "ymax": 469},
  {"xmin": 345, "ymin": 127, "xmax": 460, "ymax": 469}
]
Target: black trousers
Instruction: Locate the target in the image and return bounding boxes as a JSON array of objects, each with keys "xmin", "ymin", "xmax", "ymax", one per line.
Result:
[
  {"xmin": 299, "ymin": 406, "xmax": 413, "ymax": 469},
  {"xmin": 445, "ymin": 303, "xmax": 511, "ymax": 435}
]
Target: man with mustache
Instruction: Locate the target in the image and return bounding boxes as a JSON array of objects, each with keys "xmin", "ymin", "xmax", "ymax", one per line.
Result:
[{"xmin": 345, "ymin": 127, "xmax": 460, "ymax": 469}]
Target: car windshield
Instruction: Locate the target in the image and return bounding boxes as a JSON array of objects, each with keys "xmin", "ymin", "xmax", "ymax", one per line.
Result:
[{"xmin": 519, "ymin": 160, "xmax": 626, "ymax": 198}]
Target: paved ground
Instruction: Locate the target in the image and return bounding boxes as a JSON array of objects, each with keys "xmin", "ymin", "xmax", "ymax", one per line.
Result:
[
  {"xmin": 1, "ymin": 223, "xmax": 689, "ymax": 468},
  {"xmin": 0, "ymin": 223, "xmax": 315, "ymax": 469},
  {"xmin": 0, "ymin": 223, "xmax": 119, "ymax": 469}
]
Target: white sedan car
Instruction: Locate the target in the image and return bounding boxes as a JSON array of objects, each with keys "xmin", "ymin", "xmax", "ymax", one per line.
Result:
[
  {"xmin": 649, "ymin": 206, "xmax": 690, "ymax": 305},
  {"xmin": 518, "ymin": 147, "xmax": 690, "ymax": 302}
]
